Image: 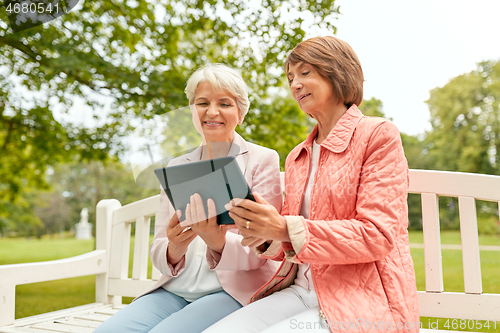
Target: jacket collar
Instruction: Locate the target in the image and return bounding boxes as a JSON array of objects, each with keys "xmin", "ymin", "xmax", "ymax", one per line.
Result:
[
  {"xmin": 290, "ymin": 105, "xmax": 364, "ymax": 161},
  {"xmin": 184, "ymin": 132, "xmax": 249, "ymax": 172}
]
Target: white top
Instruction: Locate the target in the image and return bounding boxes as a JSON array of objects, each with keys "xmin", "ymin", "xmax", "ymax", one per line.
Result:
[
  {"xmin": 295, "ymin": 139, "xmax": 321, "ymax": 291},
  {"xmin": 163, "ymin": 236, "xmax": 223, "ymax": 301}
]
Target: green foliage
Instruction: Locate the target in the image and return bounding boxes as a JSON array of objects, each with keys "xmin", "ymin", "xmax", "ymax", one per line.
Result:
[
  {"xmin": 360, "ymin": 97, "xmax": 391, "ymax": 119},
  {"xmin": 37, "ymin": 159, "xmax": 158, "ymax": 234},
  {"xmin": 240, "ymin": 94, "xmax": 314, "ymax": 169},
  {"xmin": 477, "ymin": 213, "xmax": 500, "ymax": 236},
  {"xmin": 0, "ymin": 0, "xmax": 340, "ymax": 226},
  {"xmin": 425, "ymin": 60, "xmax": 500, "ymax": 175},
  {"xmin": 415, "ymin": 59, "xmax": 500, "ymax": 232},
  {"xmin": 1, "ymin": 159, "xmax": 158, "ymax": 236}
]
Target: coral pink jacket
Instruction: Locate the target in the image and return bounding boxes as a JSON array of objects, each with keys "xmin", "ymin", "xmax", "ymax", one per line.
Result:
[
  {"xmin": 143, "ymin": 133, "xmax": 282, "ymax": 305},
  {"xmin": 252, "ymin": 106, "xmax": 419, "ymax": 332}
]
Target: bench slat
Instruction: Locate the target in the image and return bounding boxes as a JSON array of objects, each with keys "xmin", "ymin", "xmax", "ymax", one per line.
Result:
[
  {"xmin": 53, "ymin": 319, "xmax": 100, "ymax": 329},
  {"xmin": 151, "ymin": 211, "xmax": 163, "ymax": 281},
  {"xmin": 458, "ymin": 196, "xmax": 482, "ymax": 294},
  {"xmin": 73, "ymin": 314, "xmax": 111, "ymax": 322},
  {"xmin": 108, "ymin": 278, "xmax": 157, "ymax": 298},
  {"xmin": 0, "ymin": 327, "xmax": 57, "ymax": 333},
  {"xmin": 32, "ymin": 322, "xmax": 95, "ymax": 333},
  {"xmin": 132, "ymin": 216, "xmax": 151, "ymax": 280},
  {"xmin": 418, "ymin": 292, "xmax": 500, "ymax": 321},
  {"xmin": 108, "ymin": 222, "xmax": 131, "ymax": 280},
  {"xmin": 421, "ymin": 193, "xmax": 444, "ymax": 292},
  {"xmin": 408, "ymin": 170, "xmax": 500, "ymax": 201},
  {"xmin": 113, "ymin": 195, "xmax": 160, "ymax": 225},
  {"xmin": 93, "ymin": 309, "xmax": 119, "ymax": 316}
]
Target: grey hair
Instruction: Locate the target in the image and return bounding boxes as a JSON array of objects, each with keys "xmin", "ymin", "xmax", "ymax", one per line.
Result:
[{"xmin": 185, "ymin": 64, "xmax": 250, "ymax": 119}]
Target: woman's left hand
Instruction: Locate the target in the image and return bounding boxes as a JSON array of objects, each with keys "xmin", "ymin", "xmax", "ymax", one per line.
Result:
[
  {"xmin": 186, "ymin": 193, "xmax": 235, "ymax": 254},
  {"xmin": 226, "ymin": 193, "xmax": 290, "ymax": 243}
]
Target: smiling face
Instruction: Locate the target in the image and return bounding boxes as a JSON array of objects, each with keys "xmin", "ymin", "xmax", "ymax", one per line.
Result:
[
  {"xmin": 287, "ymin": 62, "xmax": 337, "ymax": 118},
  {"xmin": 192, "ymin": 81, "xmax": 242, "ymax": 143}
]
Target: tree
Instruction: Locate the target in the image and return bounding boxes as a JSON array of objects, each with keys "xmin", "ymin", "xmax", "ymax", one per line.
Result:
[
  {"xmin": 360, "ymin": 97, "xmax": 391, "ymax": 119},
  {"xmin": 5, "ymin": 159, "xmax": 159, "ymax": 237},
  {"xmin": 0, "ymin": 0, "xmax": 340, "ymax": 196},
  {"xmin": 1, "ymin": 0, "xmax": 340, "ymax": 228},
  {"xmin": 419, "ymin": 60, "xmax": 500, "ymax": 232},
  {"xmin": 425, "ymin": 59, "xmax": 500, "ymax": 175}
]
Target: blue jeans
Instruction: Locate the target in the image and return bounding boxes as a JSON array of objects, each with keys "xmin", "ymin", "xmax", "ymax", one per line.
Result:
[{"xmin": 94, "ymin": 289, "xmax": 242, "ymax": 333}]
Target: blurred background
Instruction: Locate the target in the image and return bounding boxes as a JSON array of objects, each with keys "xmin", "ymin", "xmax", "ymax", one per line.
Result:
[{"xmin": 1, "ymin": 0, "xmax": 500, "ymax": 324}]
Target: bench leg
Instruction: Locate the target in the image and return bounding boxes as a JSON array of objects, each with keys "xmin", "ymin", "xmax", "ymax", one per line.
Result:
[{"xmin": 0, "ymin": 286, "xmax": 15, "ymax": 326}]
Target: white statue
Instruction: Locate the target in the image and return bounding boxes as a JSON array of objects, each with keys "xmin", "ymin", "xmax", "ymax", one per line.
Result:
[
  {"xmin": 76, "ymin": 207, "xmax": 92, "ymax": 239},
  {"xmin": 80, "ymin": 207, "xmax": 89, "ymax": 225}
]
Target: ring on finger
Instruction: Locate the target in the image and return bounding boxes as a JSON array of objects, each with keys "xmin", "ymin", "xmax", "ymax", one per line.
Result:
[{"xmin": 246, "ymin": 220, "xmax": 250, "ymax": 229}]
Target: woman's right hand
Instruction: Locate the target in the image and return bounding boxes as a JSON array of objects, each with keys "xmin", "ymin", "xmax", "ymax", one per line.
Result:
[{"xmin": 166, "ymin": 210, "xmax": 197, "ymax": 266}]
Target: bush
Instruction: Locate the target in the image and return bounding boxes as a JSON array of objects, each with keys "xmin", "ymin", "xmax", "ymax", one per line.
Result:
[{"xmin": 477, "ymin": 214, "xmax": 500, "ymax": 235}]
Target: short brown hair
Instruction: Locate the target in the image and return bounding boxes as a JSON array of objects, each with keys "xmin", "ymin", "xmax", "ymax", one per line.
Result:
[{"xmin": 285, "ymin": 36, "xmax": 364, "ymax": 108}]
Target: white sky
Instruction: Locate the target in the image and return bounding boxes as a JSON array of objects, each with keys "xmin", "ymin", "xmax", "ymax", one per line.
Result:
[{"xmin": 323, "ymin": 0, "xmax": 500, "ymax": 136}]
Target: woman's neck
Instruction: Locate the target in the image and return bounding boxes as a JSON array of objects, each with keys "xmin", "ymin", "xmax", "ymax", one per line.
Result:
[
  {"xmin": 200, "ymin": 141, "xmax": 232, "ymax": 160},
  {"xmin": 314, "ymin": 103, "xmax": 348, "ymax": 144}
]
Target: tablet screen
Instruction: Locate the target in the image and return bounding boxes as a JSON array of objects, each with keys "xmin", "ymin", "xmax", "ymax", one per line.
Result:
[{"xmin": 154, "ymin": 156, "xmax": 254, "ymax": 225}]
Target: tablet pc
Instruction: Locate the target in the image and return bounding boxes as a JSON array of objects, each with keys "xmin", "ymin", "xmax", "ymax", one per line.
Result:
[{"xmin": 154, "ymin": 156, "xmax": 254, "ymax": 225}]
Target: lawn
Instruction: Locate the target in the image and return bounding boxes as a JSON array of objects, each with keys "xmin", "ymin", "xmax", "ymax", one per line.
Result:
[
  {"xmin": 0, "ymin": 234, "xmax": 144, "ymax": 318},
  {"xmin": 1, "ymin": 231, "xmax": 499, "ymax": 331}
]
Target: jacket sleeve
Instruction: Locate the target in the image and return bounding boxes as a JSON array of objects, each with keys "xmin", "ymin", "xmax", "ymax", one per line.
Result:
[
  {"xmin": 284, "ymin": 121, "xmax": 409, "ymax": 265},
  {"xmin": 149, "ymin": 189, "xmax": 186, "ymax": 277},
  {"xmin": 206, "ymin": 149, "xmax": 284, "ymax": 271}
]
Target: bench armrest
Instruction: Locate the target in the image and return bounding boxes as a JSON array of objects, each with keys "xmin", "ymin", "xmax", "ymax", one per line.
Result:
[{"xmin": 0, "ymin": 250, "xmax": 107, "ymax": 326}]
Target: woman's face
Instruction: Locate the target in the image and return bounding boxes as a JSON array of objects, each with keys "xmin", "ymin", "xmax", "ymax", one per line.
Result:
[
  {"xmin": 287, "ymin": 62, "xmax": 336, "ymax": 117},
  {"xmin": 192, "ymin": 81, "xmax": 242, "ymax": 142}
]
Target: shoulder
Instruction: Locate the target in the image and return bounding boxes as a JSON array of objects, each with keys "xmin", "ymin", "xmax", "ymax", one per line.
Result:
[
  {"xmin": 284, "ymin": 140, "xmax": 306, "ymax": 167},
  {"xmin": 246, "ymin": 141, "xmax": 279, "ymax": 159},
  {"xmin": 166, "ymin": 154, "xmax": 191, "ymax": 168},
  {"xmin": 357, "ymin": 116, "xmax": 401, "ymax": 143},
  {"xmin": 243, "ymin": 141, "xmax": 280, "ymax": 175},
  {"xmin": 355, "ymin": 117, "xmax": 404, "ymax": 162}
]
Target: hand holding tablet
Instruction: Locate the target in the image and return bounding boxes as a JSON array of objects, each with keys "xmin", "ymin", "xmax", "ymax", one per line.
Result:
[{"xmin": 154, "ymin": 156, "xmax": 255, "ymax": 226}]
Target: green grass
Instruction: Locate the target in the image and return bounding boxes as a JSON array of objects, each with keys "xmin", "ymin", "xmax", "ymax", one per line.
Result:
[
  {"xmin": 0, "ymin": 236, "xmax": 95, "ymax": 265},
  {"xmin": 1, "ymin": 231, "xmax": 500, "ymax": 331},
  {"xmin": 411, "ymin": 247, "xmax": 500, "ymax": 293},
  {"xmin": 0, "ymin": 236, "xmax": 96, "ymax": 318},
  {"xmin": 409, "ymin": 232, "xmax": 500, "ymax": 332},
  {"xmin": 0, "ymin": 234, "xmax": 153, "ymax": 318},
  {"xmin": 409, "ymin": 231, "xmax": 500, "ymax": 246}
]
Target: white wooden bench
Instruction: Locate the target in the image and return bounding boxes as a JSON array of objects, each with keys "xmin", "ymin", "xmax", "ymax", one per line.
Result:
[{"xmin": 1, "ymin": 170, "xmax": 499, "ymax": 332}]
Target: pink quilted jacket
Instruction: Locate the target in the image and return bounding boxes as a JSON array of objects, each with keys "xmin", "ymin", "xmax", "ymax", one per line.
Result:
[{"xmin": 252, "ymin": 105, "xmax": 419, "ymax": 332}]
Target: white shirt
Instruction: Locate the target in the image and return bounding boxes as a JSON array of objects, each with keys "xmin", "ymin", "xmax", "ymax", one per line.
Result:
[
  {"xmin": 163, "ymin": 236, "xmax": 223, "ymax": 301},
  {"xmin": 295, "ymin": 139, "xmax": 321, "ymax": 291}
]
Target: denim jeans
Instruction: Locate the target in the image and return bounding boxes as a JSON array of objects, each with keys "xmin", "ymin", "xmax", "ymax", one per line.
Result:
[{"xmin": 94, "ymin": 288, "xmax": 242, "ymax": 333}]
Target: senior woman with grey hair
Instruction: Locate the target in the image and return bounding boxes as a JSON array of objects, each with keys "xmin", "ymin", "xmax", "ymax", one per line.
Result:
[{"xmin": 94, "ymin": 64, "xmax": 282, "ymax": 333}]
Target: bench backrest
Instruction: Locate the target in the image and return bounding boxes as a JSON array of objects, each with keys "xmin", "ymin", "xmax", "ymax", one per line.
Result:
[
  {"xmin": 98, "ymin": 170, "xmax": 500, "ymax": 320},
  {"xmin": 408, "ymin": 170, "xmax": 500, "ymax": 321}
]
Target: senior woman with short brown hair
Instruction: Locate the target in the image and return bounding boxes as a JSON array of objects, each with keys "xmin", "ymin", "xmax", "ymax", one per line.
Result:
[{"xmin": 204, "ymin": 36, "xmax": 419, "ymax": 332}]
